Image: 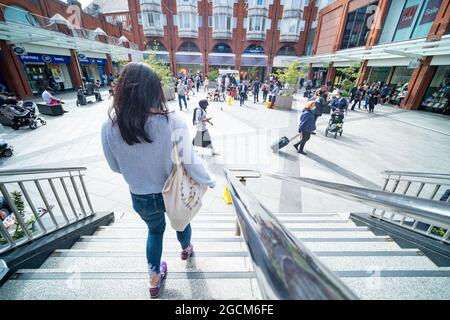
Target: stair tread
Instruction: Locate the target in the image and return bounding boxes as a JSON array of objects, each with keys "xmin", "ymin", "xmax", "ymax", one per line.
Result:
[
  {"xmin": 0, "ymin": 277, "xmax": 260, "ymax": 300},
  {"xmin": 342, "ymin": 277, "xmax": 450, "ymax": 300},
  {"xmin": 39, "ymin": 256, "xmax": 253, "ymax": 273}
]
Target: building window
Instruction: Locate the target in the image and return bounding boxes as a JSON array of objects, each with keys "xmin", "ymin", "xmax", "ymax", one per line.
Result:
[
  {"xmin": 212, "ymin": 43, "xmax": 233, "ymax": 53},
  {"xmin": 378, "ymin": 0, "xmax": 443, "ymax": 44},
  {"xmin": 249, "ymin": 16, "xmax": 266, "ymax": 31},
  {"xmin": 277, "ymin": 46, "xmax": 296, "ymax": 56},
  {"xmin": 340, "ymin": 2, "xmax": 379, "ymax": 49},
  {"xmin": 179, "ymin": 41, "xmax": 200, "ymax": 52}
]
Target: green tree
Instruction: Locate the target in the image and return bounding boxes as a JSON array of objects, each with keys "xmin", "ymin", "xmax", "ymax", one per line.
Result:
[
  {"xmin": 208, "ymin": 68, "xmax": 219, "ymax": 82},
  {"xmin": 272, "ymin": 61, "xmax": 304, "ymax": 86},
  {"xmin": 143, "ymin": 41, "xmax": 173, "ymax": 87}
]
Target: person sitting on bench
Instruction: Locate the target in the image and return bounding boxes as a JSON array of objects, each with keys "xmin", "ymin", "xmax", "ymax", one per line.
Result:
[{"xmin": 42, "ymin": 87, "xmax": 68, "ymax": 113}]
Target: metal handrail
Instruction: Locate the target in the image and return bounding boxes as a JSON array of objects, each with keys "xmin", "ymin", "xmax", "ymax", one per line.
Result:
[
  {"xmin": 264, "ymin": 172, "xmax": 450, "ymax": 231},
  {"xmin": 224, "ymin": 169, "xmax": 358, "ymax": 300},
  {"xmin": 0, "ymin": 167, "xmax": 94, "ymax": 254},
  {"xmin": 383, "ymin": 171, "xmax": 450, "ymax": 180},
  {"xmin": 0, "ymin": 167, "xmax": 87, "ymax": 176}
]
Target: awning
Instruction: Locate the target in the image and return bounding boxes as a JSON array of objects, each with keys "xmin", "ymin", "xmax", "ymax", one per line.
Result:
[
  {"xmin": 273, "ymin": 55, "xmax": 299, "ymax": 68},
  {"xmin": 281, "ymin": 35, "xmax": 450, "ymax": 67},
  {"xmin": 431, "ymin": 55, "xmax": 450, "ymax": 66},
  {"xmin": 176, "ymin": 52, "xmax": 202, "ymax": 65},
  {"xmin": 0, "ymin": 19, "xmax": 144, "ymax": 60},
  {"xmin": 144, "ymin": 51, "xmax": 170, "ymax": 63},
  {"xmin": 241, "ymin": 54, "xmax": 268, "ymax": 67},
  {"xmin": 208, "ymin": 53, "xmax": 235, "ymax": 66},
  {"xmin": 368, "ymin": 58, "xmax": 411, "ymax": 67}
]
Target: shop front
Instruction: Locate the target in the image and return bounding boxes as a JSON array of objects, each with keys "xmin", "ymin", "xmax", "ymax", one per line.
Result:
[
  {"xmin": 79, "ymin": 56, "xmax": 107, "ymax": 85},
  {"xmin": 19, "ymin": 52, "xmax": 73, "ymax": 95},
  {"xmin": 176, "ymin": 52, "xmax": 203, "ymax": 76},
  {"xmin": 240, "ymin": 55, "xmax": 268, "ymax": 81},
  {"xmin": 420, "ymin": 56, "xmax": 450, "ymax": 115},
  {"xmin": 368, "ymin": 67, "xmax": 391, "ymax": 84},
  {"xmin": 208, "ymin": 53, "xmax": 235, "ymax": 72}
]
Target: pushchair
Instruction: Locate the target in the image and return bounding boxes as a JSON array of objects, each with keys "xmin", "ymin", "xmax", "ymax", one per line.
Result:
[
  {"xmin": 0, "ymin": 139, "xmax": 13, "ymax": 157},
  {"xmin": 207, "ymin": 88, "xmax": 225, "ymax": 102},
  {"xmin": 0, "ymin": 101, "xmax": 46, "ymax": 130},
  {"xmin": 325, "ymin": 110, "xmax": 344, "ymax": 139}
]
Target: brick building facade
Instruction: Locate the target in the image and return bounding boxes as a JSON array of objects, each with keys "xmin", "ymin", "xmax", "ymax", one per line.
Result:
[{"xmin": 0, "ymin": 0, "xmax": 143, "ymax": 99}]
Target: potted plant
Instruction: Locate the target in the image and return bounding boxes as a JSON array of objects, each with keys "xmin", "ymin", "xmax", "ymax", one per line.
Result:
[
  {"xmin": 271, "ymin": 62, "xmax": 305, "ymax": 110},
  {"xmin": 0, "ymin": 191, "xmax": 36, "ymax": 245}
]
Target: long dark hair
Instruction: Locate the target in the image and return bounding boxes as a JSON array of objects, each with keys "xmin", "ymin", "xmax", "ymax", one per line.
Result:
[{"xmin": 109, "ymin": 62, "xmax": 168, "ymax": 145}]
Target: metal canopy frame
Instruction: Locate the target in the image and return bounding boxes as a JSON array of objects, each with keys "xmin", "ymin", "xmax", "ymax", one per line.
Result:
[
  {"xmin": 0, "ymin": 9, "xmax": 144, "ymax": 60},
  {"xmin": 279, "ymin": 35, "xmax": 450, "ymax": 66}
]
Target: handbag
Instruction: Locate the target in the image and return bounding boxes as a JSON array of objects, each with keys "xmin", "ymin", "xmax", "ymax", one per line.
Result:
[{"xmin": 162, "ymin": 117, "xmax": 208, "ymax": 231}]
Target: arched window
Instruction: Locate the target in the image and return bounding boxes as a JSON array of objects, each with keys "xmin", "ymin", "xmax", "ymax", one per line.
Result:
[
  {"xmin": 179, "ymin": 41, "xmax": 200, "ymax": 52},
  {"xmin": 277, "ymin": 46, "xmax": 296, "ymax": 56},
  {"xmin": 212, "ymin": 43, "xmax": 232, "ymax": 54},
  {"xmin": 146, "ymin": 40, "xmax": 167, "ymax": 51},
  {"xmin": 244, "ymin": 44, "xmax": 264, "ymax": 54},
  {"xmin": 4, "ymin": 5, "xmax": 39, "ymax": 27}
]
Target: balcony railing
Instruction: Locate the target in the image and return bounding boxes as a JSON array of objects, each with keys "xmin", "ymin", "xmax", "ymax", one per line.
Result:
[{"xmin": 0, "ymin": 167, "xmax": 94, "ymax": 254}]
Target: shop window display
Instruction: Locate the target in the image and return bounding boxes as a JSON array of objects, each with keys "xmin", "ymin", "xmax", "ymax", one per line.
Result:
[{"xmin": 421, "ymin": 66, "xmax": 450, "ymax": 115}]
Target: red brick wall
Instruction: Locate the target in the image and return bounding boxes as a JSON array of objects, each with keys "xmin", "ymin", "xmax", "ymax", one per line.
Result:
[{"xmin": 315, "ymin": 6, "xmax": 344, "ymax": 54}]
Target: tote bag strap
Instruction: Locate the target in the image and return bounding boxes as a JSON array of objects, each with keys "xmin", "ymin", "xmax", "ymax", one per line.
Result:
[{"xmin": 167, "ymin": 114, "xmax": 182, "ymax": 166}]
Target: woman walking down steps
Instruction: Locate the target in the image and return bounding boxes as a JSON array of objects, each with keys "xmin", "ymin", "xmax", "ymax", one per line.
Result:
[{"xmin": 101, "ymin": 63, "xmax": 216, "ymax": 298}]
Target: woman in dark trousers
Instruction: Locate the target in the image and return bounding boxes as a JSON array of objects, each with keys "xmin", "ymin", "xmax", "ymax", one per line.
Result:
[
  {"xmin": 101, "ymin": 63, "xmax": 215, "ymax": 299},
  {"xmin": 310, "ymin": 89, "xmax": 325, "ymax": 135},
  {"xmin": 294, "ymin": 101, "xmax": 316, "ymax": 155}
]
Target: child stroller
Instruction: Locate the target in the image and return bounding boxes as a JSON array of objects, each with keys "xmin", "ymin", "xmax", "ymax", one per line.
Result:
[
  {"xmin": 0, "ymin": 139, "xmax": 13, "ymax": 157},
  {"xmin": 325, "ymin": 110, "xmax": 344, "ymax": 139},
  {"xmin": 0, "ymin": 101, "xmax": 46, "ymax": 130}
]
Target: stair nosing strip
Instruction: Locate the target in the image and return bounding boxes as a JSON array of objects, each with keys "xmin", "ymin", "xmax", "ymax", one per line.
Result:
[
  {"xmin": 51, "ymin": 250, "xmax": 423, "ymax": 258},
  {"xmin": 336, "ymin": 270, "xmax": 450, "ymax": 278},
  {"xmin": 12, "ymin": 271, "xmax": 257, "ymax": 281}
]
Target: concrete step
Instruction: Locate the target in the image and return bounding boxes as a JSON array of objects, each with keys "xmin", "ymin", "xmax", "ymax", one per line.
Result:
[
  {"xmin": 71, "ymin": 240, "xmax": 245, "ymax": 252},
  {"xmin": 38, "ymin": 256, "xmax": 253, "ymax": 273},
  {"xmin": 319, "ymin": 255, "xmax": 445, "ymax": 271},
  {"xmin": 94, "ymin": 226, "xmax": 369, "ymax": 237},
  {"xmin": 340, "ymin": 274, "xmax": 450, "ymax": 300},
  {"xmin": 0, "ymin": 273, "xmax": 260, "ymax": 300},
  {"xmin": 102, "ymin": 222, "xmax": 355, "ymax": 230}
]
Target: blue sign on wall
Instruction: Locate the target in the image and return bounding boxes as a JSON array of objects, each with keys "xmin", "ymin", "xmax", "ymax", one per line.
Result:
[
  {"xmin": 19, "ymin": 53, "xmax": 71, "ymax": 64},
  {"xmin": 79, "ymin": 57, "xmax": 106, "ymax": 65}
]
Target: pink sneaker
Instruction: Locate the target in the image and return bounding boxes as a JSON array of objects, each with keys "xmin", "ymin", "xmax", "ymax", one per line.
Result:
[
  {"xmin": 181, "ymin": 243, "xmax": 194, "ymax": 260},
  {"xmin": 149, "ymin": 261, "xmax": 167, "ymax": 299}
]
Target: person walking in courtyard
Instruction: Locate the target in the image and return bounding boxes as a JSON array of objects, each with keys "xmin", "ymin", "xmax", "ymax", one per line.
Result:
[
  {"xmin": 238, "ymin": 81, "xmax": 248, "ymax": 107},
  {"xmin": 351, "ymin": 86, "xmax": 364, "ymax": 110},
  {"xmin": 101, "ymin": 63, "xmax": 216, "ymax": 299},
  {"xmin": 310, "ymin": 89, "xmax": 325, "ymax": 135},
  {"xmin": 177, "ymin": 80, "xmax": 188, "ymax": 111},
  {"xmin": 293, "ymin": 101, "xmax": 316, "ymax": 155},
  {"xmin": 262, "ymin": 81, "xmax": 269, "ymax": 102},
  {"xmin": 203, "ymin": 76, "xmax": 209, "ymax": 93},
  {"xmin": 367, "ymin": 85, "xmax": 380, "ymax": 113},
  {"xmin": 192, "ymin": 99, "xmax": 218, "ymax": 156},
  {"xmin": 252, "ymin": 78, "xmax": 261, "ymax": 103}
]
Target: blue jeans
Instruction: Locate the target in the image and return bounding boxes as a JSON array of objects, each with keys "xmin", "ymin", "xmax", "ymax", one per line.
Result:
[
  {"xmin": 131, "ymin": 193, "xmax": 192, "ymax": 276},
  {"xmin": 178, "ymin": 95, "xmax": 187, "ymax": 110}
]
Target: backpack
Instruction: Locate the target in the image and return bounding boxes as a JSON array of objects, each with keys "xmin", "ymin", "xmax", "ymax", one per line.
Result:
[{"xmin": 192, "ymin": 108, "xmax": 203, "ymax": 125}]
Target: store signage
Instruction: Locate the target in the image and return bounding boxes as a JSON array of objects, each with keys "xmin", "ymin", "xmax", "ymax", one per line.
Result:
[
  {"xmin": 77, "ymin": 53, "xmax": 86, "ymax": 59},
  {"xmin": 79, "ymin": 57, "xmax": 106, "ymax": 65},
  {"xmin": 12, "ymin": 46, "xmax": 26, "ymax": 55},
  {"xmin": 420, "ymin": 0, "xmax": 441, "ymax": 25},
  {"xmin": 397, "ymin": 5, "xmax": 419, "ymax": 30},
  {"xmin": 19, "ymin": 53, "xmax": 71, "ymax": 64}
]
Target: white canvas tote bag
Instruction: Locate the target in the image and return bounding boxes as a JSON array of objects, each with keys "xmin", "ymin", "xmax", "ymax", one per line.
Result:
[{"xmin": 162, "ymin": 117, "xmax": 207, "ymax": 231}]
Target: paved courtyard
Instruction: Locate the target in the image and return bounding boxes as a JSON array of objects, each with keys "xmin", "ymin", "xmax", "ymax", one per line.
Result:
[{"xmin": 0, "ymin": 88, "xmax": 449, "ymax": 218}]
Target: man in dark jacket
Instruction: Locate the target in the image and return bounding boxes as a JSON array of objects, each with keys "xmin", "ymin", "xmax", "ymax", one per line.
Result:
[
  {"xmin": 238, "ymin": 82, "xmax": 248, "ymax": 107},
  {"xmin": 252, "ymin": 79, "xmax": 261, "ymax": 103},
  {"xmin": 293, "ymin": 101, "xmax": 316, "ymax": 155}
]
